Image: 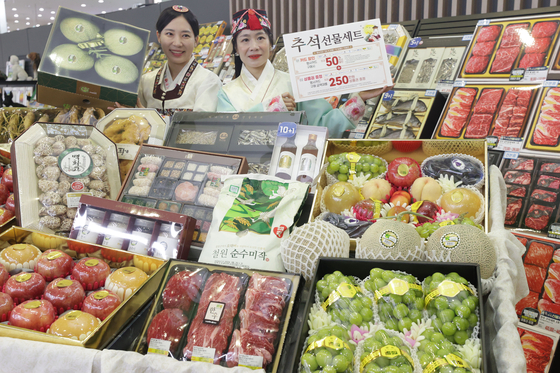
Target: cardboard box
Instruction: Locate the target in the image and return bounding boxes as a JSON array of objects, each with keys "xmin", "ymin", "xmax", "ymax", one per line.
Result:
[
  {"xmin": 0, "ymin": 226, "xmax": 166, "ymax": 348},
  {"xmin": 70, "ymin": 194, "xmax": 196, "ymax": 260},
  {"xmin": 134, "ymin": 259, "xmax": 301, "ymax": 372},
  {"xmin": 291, "ymin": 258, "xmax": 488, "ymax": 373},
  {"xmin": 38, "ymin": 7, "xmax": 150, "ymax": 109},
  {"xmin": 309, "ymin": 139, "xmax": 488, "ymax": 250},
  {"xmin": 11, "ymin": 122, "xmax": 121, "ymax": 234}
]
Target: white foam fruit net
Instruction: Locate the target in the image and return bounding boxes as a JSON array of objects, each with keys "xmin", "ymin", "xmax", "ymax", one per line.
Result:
[
  {"xmin": 355, "ymin": 237, "xmax": 426, "ymax": 262},
  {"xmin": 280, "ymin": 221, "xmax": 350, "ymax": 282}
]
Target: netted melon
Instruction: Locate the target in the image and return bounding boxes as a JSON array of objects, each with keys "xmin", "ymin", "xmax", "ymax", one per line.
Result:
[
  {"xmin": 356, "ymin": 219, "xmax": 424, "ymax": 261},
  {"xmin": 426, "ymin": 224, "xmax": 497, "ymax": 279},
  {"xmin": 280, "ymin": 221, "xmax": 350, "ymax": 282}
]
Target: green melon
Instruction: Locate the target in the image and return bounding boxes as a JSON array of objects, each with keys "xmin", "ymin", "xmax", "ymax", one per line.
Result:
[
  {"xmin": 357, "ymin": 219, "xmax": 423, "ymax": 260},
  {"xmin": 426, "ymin": 224, "xmax": 497, "ymax": 279}
]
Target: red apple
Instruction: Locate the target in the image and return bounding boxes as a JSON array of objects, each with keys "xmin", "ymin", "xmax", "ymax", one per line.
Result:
[
  {"xmin": 3, "ymin": 272, "xmax": 46, "ymax": 304},
  {"xmin": 5, "ymin": 194, "xmax": 14, "ymax": 212},
  {"xmin": 0, "ymin": 292, "xmax": 14, "ymax": 321},
  {"xmin": 416, "ymin": 201, "xmax": 439, "ymax": 223},
  {"xmin": 9, "ymin": 299, "xmax": 56, "ymax": 331},
  {"xmin": 34, "ymin": 250, "xmax": 75, "ymax": 281},
  {"xmin": 0, "ymin": 263, "xmax": 8, "ymax": 288},
  {"xmin": 1, "ymin": 168, "xmax": 13, "ymax": 193},
  {"xmin": 387, "ymin": 157, "xmax": 421, "ymax": 187},
  {"xmin": 390, "ymin": 190, "xmax": 412, "ymax": 206},
  {"xmin": 82, "ymin": 289, "xmax": 121, "ymax": 320},
  {"xmin": 43, "ymin": 279, "xmax": 86, "ymax": 315},
  {"xmin": 387, "ymin": 205, "xmax": 410, "ymax": 222},
  {"xmin": 0, "ymin": 208, "xmax": 14, "ymax": 225},
  {"xmin": 71, "ymin": 257, "xmax": 111, "ymax": 291},
  {"xmin": 392, "ymin": 141, "xmax": 422, "ymax": 153},
  {"xmin": 0, "ymin": 184, "xmax": 9, "ymax": 205}
]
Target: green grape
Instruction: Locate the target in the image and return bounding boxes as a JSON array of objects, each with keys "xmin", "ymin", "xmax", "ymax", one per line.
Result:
[
  {"xmin": 326, "ymin": 274, "xmax": 337, "ymax": 283},
  {"xmin": 438, "ymin": 309, "xmax": 456, "ymax": 323},
  {"xmin": 376, "ymin": 356, "xmax": 390, "ymax": 368},
  {"xmin": 328, "ymin": 155, "xmax": 338, "ymax": 163},
  {"xmin": 381, "ymin": 270, "xmax": 395, "ymax": 282},
  {"xmin": 454, "ymin": 330, "xmax": 468, "ymax": 345},
  {"xmin": 385, "ymin": 319, "xmax": 399, "ymax": 331},
  {"xmin": 361, "ymin": 307, "xmax": 374, "ymax": 322},
  {"xmin": 393, "ymin": 303, "xmax": 409, "ymax": 319},
  {"xmin": 301, "ymin": 353, "xmax": 319, "ymax": 371},
  {"xmin": 455, "ymin": 305, "xmax": 471, "ymax": 318},
  {"xmin": 449, "ymin": 298, "xmax": 462, "ymax": 310},
  {"xmin": 440, "ymin": 366, "xmax": 455, "ymax": 373},
  {"xmin": 437, "ymin": 348, "xmax": 451, "ymax": 358},
  {"xmin": 364, "ymin": 279, "xmax": 375, "ymax": 293},
  {"xmin": 339, "ymin": 165, "xmax": 349, "ymax": 174},
  {"xmin": 329, "ymin": 161, "xmax": 340, "ymax": 172},
  {"xmin": 398, "ymin": 317, "xmax": 412, "ymax": 332},
  {"xmin": 441, "ymin": 322, "xmax": 457, "ymax": 336},
  {"xmin": 321, "ymin": 288, "xmax": 331, "ymax": 300},
  {"xmin": 331, "ymin": 354, "xmax": 349, "ymax": 372},
  {"xmin": 356, "ymin": 163, "xmax": 363, "ymax": 172},
  {"xmin": 388, "ymin": 294, "xmax": 403, "ymax": 304},
  {"xmin": 445, "ymin": 334, "xmax": 456, "ymax": 343},
  {"xmin": 454, "ymin": 368, "xmax": 468, "ymax": 373},
  {"xmin": 398, "ymin": 365, "xmax": 413, "ymax": 373},
  {"xmin": 468, "ymin": 295, "xmax": 479, "ymax": 308},
  {"xmin": 372, "ymin": 157, "xmax": 382, "ymax": 165},
  {"xmin": 365, "ymin": 364, "xmax": 382, "ymax": 373},
  {"xmin": 362, "ymin": 163, "xmax": 371, "ymax": 172},
  {"xmin": 375, "ymin": 330, "xmax": 390, "ymax": 343},
  {"xmin": 468, "ymin": 313, "xmax": 479, "ymax": 327},
  {"xmin": 374, "ymin": 278, "xmax": 388, "ymax": 290},
  {"xmin": 327, "ymin": 165, "xmax": 337, "ymax": 174},
  {"xmin": 316, "ymin": 349, "xmax": 333, "ymax": 367},
  {"xmin": 323, "ymin": 366, "xmax": 337, "ymax": 373},
  {"xmin": 424, "ymin": 341, "xmax": 438, "ymax": 355},
  {"xmin": 434, "ymin": 297, "xmax": 449, "ymax": 311},
  {"xmin": 362, "ymin": 297, "xmax": 373, "ymax": 308},
  {"xmin": 338, "ymin": 174, "xmax": 348, "ymax": 181},
  {"xmin": 340, "ymin": 348, "xmax": 353, "ymax": 363},
  {"xmin": 453, "ymin": 316, "xmax": 469, "ymax": 331},
  {"xmin": 349, "ymin": 312, "xmax": 363, "ymax": 326},
  {"xmin": 371, "ymin": 164, "xmax": 379, "ymax": 173},
  {"xmin": 462, "ymin": 297, "xmax": 476, "ymax": 311},
  {"xmin": 432, "ymin": 273, "xmax": 445, "ymax": 282},
  {"xmin": 402, "ymin": 292, "xmax": 415, "ymax": 305},
  {"xmin": 432, "ymin": 318, "xmax": 443, "ymax": 331},
  {"xmin": 370, "ymin": 268, "xmax": 384, "ymax": 279},
  {"xmin": 384, "ymin": 366, "xmax": 399, "ymax": 373},
  {"xmin": 431, "ymin": 332, "xmax": 445, "ymax": 344},
  {"xmin": 379, "ymin": 165, "xmax": 386, "ymax": 173},
  {"xmin": 409, "ymin": 309, "xmax": 422, "ymax": 323},
  {"xmin": 419, "ymin": 353, "xmax": 433, "ymax": 368},
  {"xmin": 316, "ymin": 280, "xmax": 328, "ymax": 292}
]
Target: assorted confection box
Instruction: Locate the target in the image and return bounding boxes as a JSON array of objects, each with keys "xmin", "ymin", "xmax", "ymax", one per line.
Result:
[
  {"xmin": 292, "ymin": 258, "xmax": 487, "ymax": 373},
  {"xmin": 69, "ymin": 195, "xmax": 196, "ymax": 261},
  {"xmin": 134, "ymin": 260, "xmax": 301, "ymax": 373},
  {"xmin": 310, "ymin": 139, "xmax": 488, "ymax": 250},
  {"xmin": 116, "ymin": 144, "xmax": 248, "ymax": 246},
  {"xmin": 382, "ymin": 24, "xmax": 411, "ymax": 75},
  {"xmin": 0, "ymin": 226, "xmax": 166, "ymax": 348},
  {"xmin": 10, "ymin": 122, "xmax": 121, "ymax": 235}
]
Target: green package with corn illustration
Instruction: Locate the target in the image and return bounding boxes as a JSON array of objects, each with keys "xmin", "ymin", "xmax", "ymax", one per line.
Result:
[{"xmin": 199, "ymin": 174, "xmax": 309, "ymax": 272}]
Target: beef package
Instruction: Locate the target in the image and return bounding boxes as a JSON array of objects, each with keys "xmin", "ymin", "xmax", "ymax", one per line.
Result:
[
  {"xmin": 518, "ymin": 324, "xmax": 559, "ymax": 373},
  {"xmin": 434, "ymin": 84, "xmax": 539, "ymax": 139},
  {"xmin": 500, "ymin": 155, "xmax": 560, "ymax": 233},
  {"xmin": 459, "ymin": 16, "xmax": 560, "ymax": 80},
  {"xmin": 526, "ymin": 87, "xmax": 560, "ymax": 152},
  {"xmin": 515, "ymin": 234, "xmax": 560, "ymax": 339},
  {"xmin": 226, "ymin": 273, "xmax": 292, "ymax": 369},
  {"xmin": 183, "ymin": 271, "xmax": 248, "ymax": 364}
]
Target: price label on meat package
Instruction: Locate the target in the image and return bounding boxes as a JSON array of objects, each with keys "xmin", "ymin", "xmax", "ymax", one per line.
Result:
[
  {"xmin": 239, "ymin": 354, "xmax": 264, "ymax": 369},
  {"xmin": 539, "ymin": 311, "xmax": 560, "ymax": 334},
  {"xmin": 147, "ymin": 338, "xmax": 172, "ymax": 356},
  {"xmin": 284, "ymin": 19, "xmax": 393, "ymax": 102},
  {"xmin": 191, "ymin": 346, "xmax": 216, "ymax": 363}
]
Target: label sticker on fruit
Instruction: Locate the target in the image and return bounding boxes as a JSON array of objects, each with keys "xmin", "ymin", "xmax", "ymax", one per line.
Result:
[
  {"xmin": 148, "ymin": 338, "xmax": 172, "ymax": 356},
  {"xmin": 16, "ymin": 273, "xmax": 32, "ymax": 282},
  {"xmin": 380, "ymin": 230, "xmax": 398, "ymax": 248},
  {"xmin": 425, "ymin": 280, "xmax": 475, "ymax": 305},
  {"xmin": 24, "ymin": 300, "xmax": 41, "ymax": 309},
  {"xmin": 94, "ymin": 290, "xmax": 111, "ymax": 300},
  {"xmin": 239, "ymin": 354, "xmax": 264, "ymax": 369},
  {"xmin": 58, "ymin": 148, "xmax": 93, "ymax": 178},
  {"xmin": 424, "ymin": 354, "xmax": 470, "ymax": 373},
  {"xmin": 47, "ymin": 251, "xmax": 63, "ymax": 260},
  {"xmin": 322, "ymin": 283, "xmax": 361, "ymax": 310},
  {"xmin": 56, "ymin": 279, "xmax": 73, "ymax": 288},
  {"xmin": 65, "ymin": 311, "xmax": 81, "ymax": 320},
  {"xmin": 85, "ymin": 259, "xmax": 99, "ymax": 267},
  {"xmin": 374, "ymin": 278, "xmax": 422, "ymax": 300},
  {"xmin": 305, "ymin": 336, "xmax": 351, "ymax": 353},
  {"xmin": 191, "ymin": 346, "xmax": 216, "ymax": 363},
  {"xmin": 284, "ymin": 18, "xmax": 393, "ymax": 101},
  {"xmin": 203, "ymin": 301, "xmax": 226, "ymax": 325},
  {"xmin": 359, "ymin": 345, "xmax": 414, "ymax": 371},
  {"xmin": 440, "ymin": 232, "xmax": 460, "ymax": 250}
]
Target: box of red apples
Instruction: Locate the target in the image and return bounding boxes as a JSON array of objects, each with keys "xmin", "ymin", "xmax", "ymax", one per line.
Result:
[
  {"xmin": 134, "ymin": 260, "xmax": 301, "ymax": 372},
  {"xmin": 309, "ymin": 139, "xmax": 488, "ymax": 249},
  {"xmin": 0, "ymin": 165, "xmax": 15, "ymax": 232},
  {"xmin": 515, "ymin": 233, "xmax": 560, "ymax": 336},
  {"xmin": 0, "ymin": 226, "xmax": 167, "ymax": 348},
  {"xmin": 518, "ymin": 324, "xmax": 558, "ymax": 373}
]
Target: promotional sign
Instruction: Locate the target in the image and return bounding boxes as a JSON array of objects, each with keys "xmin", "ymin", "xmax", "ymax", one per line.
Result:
[{"xmin": 284, "ymin": 19, "xmax": 393, "ymax": 102}]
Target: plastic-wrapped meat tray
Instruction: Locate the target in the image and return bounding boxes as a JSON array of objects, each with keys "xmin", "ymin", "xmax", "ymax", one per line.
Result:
[
  {"xmin": 526, "ymin": 87, "xmax": 560, "ymax": 150},
  {"xmin": 500, "ymin": 155, "xmax": 560, "ymax": 233}
]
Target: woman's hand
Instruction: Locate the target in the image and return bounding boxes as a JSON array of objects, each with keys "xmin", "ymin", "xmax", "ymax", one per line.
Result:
[
  {"xmin": 358, "ymin": 84, "xmax": 395, "ymax": 102},
  {"xmin": 282, "ymin": 92, "xmax": 296, "ymax": 111}
]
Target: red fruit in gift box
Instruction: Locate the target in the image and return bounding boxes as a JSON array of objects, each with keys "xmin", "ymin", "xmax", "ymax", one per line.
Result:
[
  {"xmin": 0, "ymin": 184, "xmax": 9, "ymax": 205},
  {"xmin": 43, "ymin": 279, "xmax": 85, "ymax": 315},
  {"xmin": 9, "ymin": 299, "xmax": 56, "ymax": 331},
  {"xmin": 0, "ymin": 292, "xmax": 14, "ymax": 322},
  {"xmin": 392, "ymin": 141, "xmax": 422, "ymax": 153},
  {"xmin": 415, "ymin": 201, "xmax": 439, "ymax": 223},
  {"xmin": 352, "ymin": 199, "xmax": 383, "ymax": 222},
  {"xmin": 71, "ymin": 258, "xmax": 111, "ymax": 291},
  {"xmin": 387, "ymin": 157, "xmax": 421, "ymax": 187},
  {"xmin": 0, "ymin": 208, "xmax": 14, "ymax": 225},
  {"xmin": 5, "ymin": 194, "xmax": 15, "ymax": 212},
  {"xmin": 100, "ymin": 248, "xmax": 133, "ymax": 264},
  {"xmin": 387, "ymin": 205, "xmax": 410, "ymax": 223},
  {"xmin": 0, "ymin": 263, "xmax": 8, "ymax": 288},
  {"xmin": 3, "ymin": 272, "xmax": 46, "ymax": 304},
  {"xmin": 1, "ymin": 168, "xmax": 13, "ymax": 193},
  {"xmin": 389, "ymin": 190, "xmax": 412, "ymax": 206},
  {"xmin": 82, "ymin": 289, "xmax": 121, "ymax": 321},
  {"xmin": 34, "ymin": 250, "xmax": 74, "ymax": 281}
]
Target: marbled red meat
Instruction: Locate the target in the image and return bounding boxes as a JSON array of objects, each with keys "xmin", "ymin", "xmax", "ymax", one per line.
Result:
[
  {"xmin": 519, "ymin": 53, "xmax": 546, "ymax": 68},
  {"xmin": 504, "ymin": 171, "xmax": 532, "ymax": 185},
  {"xmin": 516, "ymin": 236, "xmax": 528, "ymax": 246},
  {"xmin": 500, "ymin": 23, "xmax": 529, "ymax": 47},
  {"xmin": 515, "ymin": 291, "xmax": 539, "ymax": 315},
  {"xmin": 492, "ymin": 88, "xmax": 533, "ymax": 137},
  {"xmin": 465, "ymin": 114, "xmax": 493, "ymax": 138},
  {"xmin": 507, "ymin": 185, "xmax": 527, "ymax": 197},
  {"xmin": 440, "ymin": 88, "xmax": 477, "ymax": 137},
  {"xmin": 520, "ymin": 328, "xmax": 554, "ymax": 373},
  {"xmin": 477, "ymin": 25, "xmax": 502, "ymax": 41},
  {"xmin": 465, "ymin": 56, "xmax": 490, "ymax": 73},
  {"xmin": 473, "ymin": 89, "xmax": 503, "ymax": 114},
  {"xmin": 162, "ymin": 270, "xmax": 204, "ymax": 313},
  {"xmin": 505, "ymin": 197, "xmax": 523, "ymax": 225},
  {"xmin": 226, "ymin": 329, "xmax": 274, "ymax": 368},
  {"xmin": 533, "ymin": 88, "xmax": 560, "ymax": 145},
  {"xmin": 184, "ymin": 272, "xmax": 243, "ymax": 363},
  {"xmin": 525, "ymin": 241, "xmax": 554, "ymax": 268},
  {"xmin": 525, "ymin": 204, "xmax": 554, "ymax": 231},
  {"xmin": 540, "ymin": 163, "xmax": 560, "ymax": 173},
  {"xmin": 524, "ymin": 37, "xmax": 552, "ymax": 54},
  {"xmin": 490, "ymin": 46, "xmax": 521, "ymax": 73},
  {"xmin": 472, "ymin": 41, "xmax": 496, "ymax": 56},
  {"xmin": 524, "ymin": 264, "xmax": 546, "ymax": 293},
  {"xmin": 539, "ymin": 298, "xmax": 560, "ymax": 314},
  {"xmin": 537, "ymin": 175, "xmax": 560, "ymax": 188},
  {"xmin": 147, "ymin": 308, "xmax": 189, "ymax": 355},
  {"xmin": 531, "ymin": 189, "xmax": 557, "ymax": 203},
  {"xmin": 510, "ymin": 158, "xmax": 534, "ymax": 170},
  {"xmin": 531, "ymin": 21, "xmax": 559, "ymax": 38}
]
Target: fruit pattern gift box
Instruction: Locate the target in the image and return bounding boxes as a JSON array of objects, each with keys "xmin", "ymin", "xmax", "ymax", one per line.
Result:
[
  {"xmin": 0, "ymin": 226, "xmax": 166, "ymax": 348},
  {"xmin": 38, "ymin": 7, "xmax": 150, "ymax": 109},
  {"xmin": 310, "ymin": 139, "xmax": 488, "ymax": 250}
]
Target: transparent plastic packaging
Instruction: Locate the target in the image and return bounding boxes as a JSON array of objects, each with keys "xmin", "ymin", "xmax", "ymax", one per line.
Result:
[
  {"xmin": 299, "ymin": 324, "xmax": 355, "ymax": 373},
  {"xmin": 355, "ymin": 328, "xmax": 419, "ymax": 373}
]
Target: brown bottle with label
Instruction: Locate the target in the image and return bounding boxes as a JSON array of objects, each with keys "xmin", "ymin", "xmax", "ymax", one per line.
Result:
[
  {"xmin": 275, "ymin": 135, "xmax": 297, "ymax": 180},
  {"xmin": 296, "ymin": 134, "xmax": 318, "ymax": 183}
]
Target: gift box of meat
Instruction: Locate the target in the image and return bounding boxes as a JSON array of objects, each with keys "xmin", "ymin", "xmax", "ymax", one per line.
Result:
[
  {"xmin": 518, "ymin": 325, "xmax": 559, "ymax": 373},
  {"xmin": 38, "ymin": 7, "xmax": 150, "ymax": 109},
  {"xmin": 524, "ymin": 87, "xmax": 560, "ymax": 152},
  {"xmin": 10, "ymin": 122, "xmax": 121, "ymax": 235},
  {"xmin": 69, "ymin": 195, "xmax": 196, "ymax": 261},
  {"xmin": 135, "ymin": 260, "xmax": 301, "ymax": 372},
  {"xmin": 433, "ymin": 84, "xmax": 540, "ymax": 139},
  {"xmin": 116, "ymin": 144, "xmax": 248, "ymax": 247},
  {"xmin": 382, "ymin": 24, "xmax": 411, "ymax": 76},
  {"xmin": 0, "ymin": 226, "xmax": 166, "ymax": 348},
  {"xmin": 500, "ymin": 155, "xmax": 560, "ymax": 234},
  {"xmin": 515, "ymin": 233, "xmax": 560, "ymax": 340},
  {"xmin": 292, "ymin": 258, "xmax": 488, "ymax": 373},
  {"xmin": 457, "ymin": 15, "xmax": 560, "ymax": 81},
  {"xmin": 395, "ymin": 36, "xmax": 469, "ymax": 90},
  {"xmin": 365, "ymin": 89, "xmax": 446, "ymax": 140}
]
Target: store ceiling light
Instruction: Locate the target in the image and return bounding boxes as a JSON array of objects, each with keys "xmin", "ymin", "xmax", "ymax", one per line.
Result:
[
  {"xmin": 101, "ymin": 11, "xmax": 106, "ymax": 14},
  {"xmin": 50, "ymin": 17, "xmax": 55, "ymax": 20},
  {"xmin": 26, "ymin": 17, "xmax": 30, "ymax": 20},
  {"xmin": 14, "ymin": 14, "xmax": 18, "ymax": 17},
  {"xmin": 51, "ymin": 11, "xmax": 55, "ymax": 14},
  {"xmin": 39, "ymin": 8, "xmax": 44, "ymax": 11},
  {"xmin": 81, "ymin": 4, "xmax": 86, "ymax": 7},
  {"xmin": 118, "ymin": 8, "xmax": 123, "ymax": 11},
  {"xmin": 14, "ymin": 20, "xmax": 19, "ymax": 23},
  {"xmin": 12, "ymin": 8, "xmax": 16, "ymax": 11},
  {"xmin": 36, "ymin": 24, "xmax": 40, "ymax": 27},
  {"xmin": 26, "ymin": 22, "xmax": 30, "ymax": 25},
  {"xmin": 38, "ymin": 14, "xmax": 42, "ymax": 17},
  {"xmin": 99, "ymin": 0, "xmax": 104, "ymax": 2}
]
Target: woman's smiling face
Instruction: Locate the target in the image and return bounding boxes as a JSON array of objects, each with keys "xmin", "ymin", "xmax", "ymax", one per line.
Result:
[
  {"xmin": 236, "ymin": 29, "xmax": 271, "ymax": 71},
  {"xmin": 157, "ymin": 16, "xmax": 198, "ymax": 70}
]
